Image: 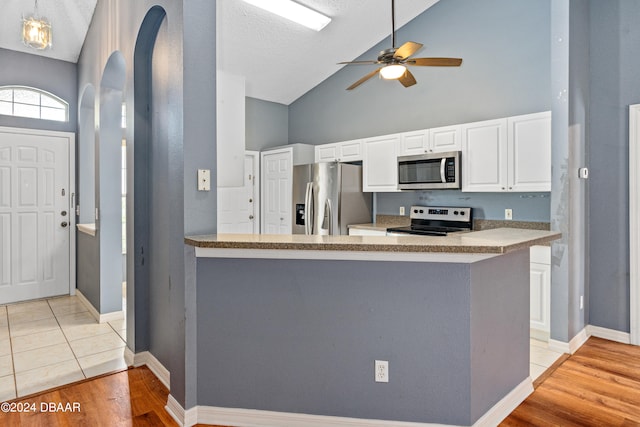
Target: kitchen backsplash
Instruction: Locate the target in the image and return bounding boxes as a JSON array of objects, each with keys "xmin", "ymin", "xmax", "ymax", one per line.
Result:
[{"xmin": 375, "ymin": 190, "xmax": 551, "ymax": 222}]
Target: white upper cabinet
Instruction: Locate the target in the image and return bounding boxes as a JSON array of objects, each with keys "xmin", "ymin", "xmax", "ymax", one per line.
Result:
[
  {"xmin": 398, "ymin": 125, "xmax": 461, "ymax": 157},
  {"xmin": 462, "ymin": 118, "xmax": 508, "ymax": 192},
  {"xmin": 339, "ymin": 139, "xmax": 363, "ymax": 161},
  {"xmin": 399, "ymin": 130, "xmax": 429, "ymax": 156},
  {"xmin": 315, "ymin": 143, "xmax": 339, "ymax": 162},
  {"xmin": 508, "ymin": 112, "xmax": 552, "ymax": 192},
  {"xmin": 314, "ymin": 139, "xmax": 363, "ymax": 162},
  {"xmin": 363, "ymin": 134, "xmax": 400, "ymax": 192},
  {"xmin": 462, "ymin": 111, "xmax": 551, "ymax": 192},
  {"xmin": 430, "ymin": 125, "xmax": 462, "ymax": 153}
]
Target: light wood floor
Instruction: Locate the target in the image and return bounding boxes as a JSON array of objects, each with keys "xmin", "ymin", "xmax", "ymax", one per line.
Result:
[
  {"xmin": 2, "ymin": 337, "xmax": 639, "ymax": 426},
  {"xmin": 502, "ymin": 337, "xmax": 640, "ymax": 426}
]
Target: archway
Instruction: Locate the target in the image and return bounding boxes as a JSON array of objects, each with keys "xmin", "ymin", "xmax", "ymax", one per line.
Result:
[
  {"xmin": 129, "ymin": 5, "xmax": 168, "ymax": 354},
  {"xmin": 98, "ymin": 51, "xmax": 126, "ymax": 315}
]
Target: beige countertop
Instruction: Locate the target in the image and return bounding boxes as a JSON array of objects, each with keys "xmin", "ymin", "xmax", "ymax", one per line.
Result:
[{"xmin": 185, "ymin": 228, "xmax": 560, "ymax": 256}]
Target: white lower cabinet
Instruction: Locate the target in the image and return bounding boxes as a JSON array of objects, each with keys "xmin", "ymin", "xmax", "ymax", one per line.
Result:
[{"xmin": 530, "ymin": 245, "xmax": 551, "ymax": 338}]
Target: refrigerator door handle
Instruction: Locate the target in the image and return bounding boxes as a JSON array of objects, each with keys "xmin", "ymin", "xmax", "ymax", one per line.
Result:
[
  {"xmin": 325, "ymin": 199, "xmax": 333, "ymax": 235},
  {"xmin": 304, "ymin": 182, "xmax": 313, "ymax": 234}
]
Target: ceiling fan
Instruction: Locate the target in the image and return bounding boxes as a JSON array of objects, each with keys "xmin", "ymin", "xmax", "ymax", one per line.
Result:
[{"xmin": 339, "ymin": 0, "xmax": 463, "ymax": 90}]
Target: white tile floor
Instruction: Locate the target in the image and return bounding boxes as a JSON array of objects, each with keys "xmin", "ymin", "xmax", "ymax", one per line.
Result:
[
  {"xmin": 0, "ymin": 296, "xmax": 127, "ymax": 401},
  {"xmin": 530, "ymin": 338, "xmax": 563, "ymax": 380}
]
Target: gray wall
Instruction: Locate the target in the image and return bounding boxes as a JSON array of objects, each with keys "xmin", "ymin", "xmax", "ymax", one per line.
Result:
[
  {"xmin": 549, "ymin": 0, "xmax": 590, "ymax": 345},
  {"xmin": 289, "ymin": 0, "xmax": 550, "ymax": 144},
  {"xmin": 76, "ymin": 232, "xmax": 99, "ymax": 308},
  {"xmin": 246, "ymin": 97, "xmax": 288, "ymax": 151},
  {"xmin": 78, "ymin": 0, "xmax": 217, "ymax": 409},
  {"xmin": 195, "ymin": 251, "xmax": 529, "ymax": 425},
  {"xmin": 288, "ymin": 0, "xmax": 552, "ymax": 221},
  {"xmin": 588, "ymin": 0, "xmax": 640, "ymax": 333},
  {"xmin": 0, "ymin": 48, "xmax": 77, "ymax": 133}
]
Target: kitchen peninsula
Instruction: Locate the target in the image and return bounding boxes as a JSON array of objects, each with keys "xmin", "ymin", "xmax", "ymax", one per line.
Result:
[{"xmin": 185, "ymin": 228, "xmax": 560, "ymax": 426}]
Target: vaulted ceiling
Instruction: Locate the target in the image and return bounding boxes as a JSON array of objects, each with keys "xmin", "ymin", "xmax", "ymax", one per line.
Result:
[
  {"xmin": 1, "ymin": 0, "xmax": 439, "ymax": 105},
  {"xmin": 0, "ymin": 0, "xmax": 97, "ymax": 63}
]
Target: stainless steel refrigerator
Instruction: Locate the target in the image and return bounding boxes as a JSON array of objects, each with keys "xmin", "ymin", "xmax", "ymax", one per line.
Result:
[{"xmin": 292, "ymin": 162, "xmax": 372, "ymax": 235}]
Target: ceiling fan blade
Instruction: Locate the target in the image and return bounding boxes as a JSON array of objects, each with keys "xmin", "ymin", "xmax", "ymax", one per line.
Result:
[
  {"xmin": 338, "ymin": 60, "xmax": 379, "ymax": 65},
  {"xmin": 398, "ymin": 69, "xmax": 417, "ymax": 88},
  {"xmin": 394, "ymin": 41, "xmax": 423, "ymax": 60},
  {"xmin": 409, "ymin": 57, "xmax": 463, "ymax": 67},
  {"xmin": 347, "ymin": 68, "xmax": 382, "ymax": 90}
]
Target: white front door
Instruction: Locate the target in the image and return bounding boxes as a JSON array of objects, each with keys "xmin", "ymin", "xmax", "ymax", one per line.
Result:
[
  {"xmin": 0, "ymin": 128, "xmax": 72, "ymax": 304},
  {"xmin": 218, "ymin": 152, "xmax": 259, "ymax": 234}
]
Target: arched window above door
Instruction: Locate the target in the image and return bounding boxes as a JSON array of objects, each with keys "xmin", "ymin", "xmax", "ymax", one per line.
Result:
[{"xmin": 0, "ymin": 85, "xmax": 69, "ymax": 122}]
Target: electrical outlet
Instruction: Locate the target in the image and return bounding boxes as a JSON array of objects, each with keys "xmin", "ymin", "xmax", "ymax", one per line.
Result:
[
  {"xmin": 375, "ymin": 360, "xmax": 389, "ymax": 383},
  {"xmin": 505, "ymin": 209, "xmax": 513, "ymax": 220},
  {"xmin": 399, "ymin": 206, "xmax": 405, "ymax": 216}
]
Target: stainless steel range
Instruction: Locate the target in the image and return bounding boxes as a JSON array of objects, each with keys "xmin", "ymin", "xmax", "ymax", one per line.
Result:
[{"xmin": 386, "ymin": 205, "xmax": 473, "ymax": 236}]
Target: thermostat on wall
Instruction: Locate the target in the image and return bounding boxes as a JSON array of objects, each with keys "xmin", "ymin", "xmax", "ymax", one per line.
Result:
[{"xmin": 578, "ymin": 167, "xmax": 589, "ymax": 179}]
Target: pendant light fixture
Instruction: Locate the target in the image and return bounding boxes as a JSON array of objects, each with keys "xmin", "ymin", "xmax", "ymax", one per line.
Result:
[{"xmin": 22, "ymin": 0, "xmax": 52, "ymax": 50}]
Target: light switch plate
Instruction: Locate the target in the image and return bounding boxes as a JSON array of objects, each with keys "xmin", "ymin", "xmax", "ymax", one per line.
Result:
[{"xmin": 198, "ymin": 169, "xmax": 211, "ymax": 191}]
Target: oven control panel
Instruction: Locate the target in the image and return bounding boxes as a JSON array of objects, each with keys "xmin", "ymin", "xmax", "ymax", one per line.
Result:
[{"xmin": 409, "ymin": 206, "xmax": 472, "ymax": 223}]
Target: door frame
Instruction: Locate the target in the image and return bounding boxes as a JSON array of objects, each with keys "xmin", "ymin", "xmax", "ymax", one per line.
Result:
[
  {"xmin": 630, "ymin": 104, "xmax": 640, "ymax": 345},
  {"xmin": 246, "ymin": 150, "xmax": 260, "ymax": 234},
  {"xmin": 0, "ymin": 125, "xmax": 76, "ymax": 298}
]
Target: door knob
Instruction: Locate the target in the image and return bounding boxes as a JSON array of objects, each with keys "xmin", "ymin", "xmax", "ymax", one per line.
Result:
[
  {"xmin": 61, "ymin": 222, "xmax": 68, "ymax": 228},
  {"xmin": 249, "ymin": 215, "xmax": 254, "ymax": 220}
]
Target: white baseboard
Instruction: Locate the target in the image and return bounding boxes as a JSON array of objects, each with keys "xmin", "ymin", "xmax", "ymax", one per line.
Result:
[
  {"xmin": 166, "ymin": 394, "xmax": 187, "ymax": 427},
  {"xmin": 75, "ymin": 289, "xmax": 124, "ymax": 324},
  {"xmin": 547, "ymin": 324, "xmax": 632, "ymax": 355},
  {"xmin": 549, "ymin": 327, "xmax": 588, "ymax": 354},
  {"xmin": 172, "ymin": 377, "xmax": 532, "ymax": 427},
  {"xmin": 586, "ymin": 325, "xmax": 631, "ymax": 344},
  {"xmin": 529, "ymin": 328, "xmax": 550, "ymax": 343},
  {"xmin": 472, "ymin": 377, "xmax": 534, "ymax": 427},
  {"xmin": 132, "ymin": 351, "xmax": 170, "ymax": 390}
]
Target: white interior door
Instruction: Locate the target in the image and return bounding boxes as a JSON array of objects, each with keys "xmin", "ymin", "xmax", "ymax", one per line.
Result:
[
  {"xmin": 218, "ymin": 152, "xmax": 259, "ymax": 234},
  {"xmin": 261, "ymin": 149, "xmax": 291, "ymax": 234},
  {"xmin": 0, "ymin": 128, "xmax": 72, "ymax": 304}
]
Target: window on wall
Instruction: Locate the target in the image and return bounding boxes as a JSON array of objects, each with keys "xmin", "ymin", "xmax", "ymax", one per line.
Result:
[{"xmin": 0, "ymin": 86, "xmax": 69, "ymax": 122}]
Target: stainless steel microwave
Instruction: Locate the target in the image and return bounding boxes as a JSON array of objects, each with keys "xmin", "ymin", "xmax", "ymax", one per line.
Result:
[{"xmin": 397, "ymin": 151, "xmax": 461, "ymax": 190}]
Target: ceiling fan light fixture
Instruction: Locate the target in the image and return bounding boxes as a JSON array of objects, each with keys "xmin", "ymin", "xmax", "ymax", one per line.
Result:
[
  {"xmin": 380, "ymin": 64, "xmax": 406, "ymax": 80},
  {"xmin": 241, "ymin": 0, "xmax": 331, "ymax": 31}
]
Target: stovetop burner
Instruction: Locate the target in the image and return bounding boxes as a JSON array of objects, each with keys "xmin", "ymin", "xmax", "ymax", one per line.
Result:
[{"xmin": 386, "ymin": 206, "xmax": 473, "ymax": 236}]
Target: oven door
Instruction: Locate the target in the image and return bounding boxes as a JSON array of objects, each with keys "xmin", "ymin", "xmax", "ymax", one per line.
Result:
[{"xmin": 397, "ymin": 151, "xmax": 460, "ymax": 190}]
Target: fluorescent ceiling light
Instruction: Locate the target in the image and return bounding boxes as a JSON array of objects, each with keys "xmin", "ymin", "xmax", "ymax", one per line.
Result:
[{"xmin": 241, "ymin": 0, "xmax": 331, "ymax": 31}]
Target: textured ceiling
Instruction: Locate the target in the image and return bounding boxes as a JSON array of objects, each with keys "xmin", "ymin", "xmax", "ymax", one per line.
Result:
[
  {"xmin": 218, "ymin": 0, "xmax": 439, "ymax": 105},
  {"xmin": 0, "ymin": 0, "xmax": 97, "ymax": 63}
]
